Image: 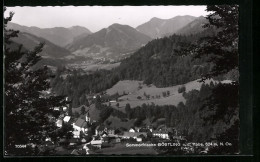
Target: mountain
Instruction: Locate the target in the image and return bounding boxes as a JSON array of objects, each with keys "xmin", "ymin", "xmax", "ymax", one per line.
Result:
[
  {"xmin": 10, "ymin": 32, "xmax": 71, "ymax": 59},
  {"xmin": 136, "ymin": 15, "xmax": 197, "ymax": 38},
  {"xmin": 66, "ymin": 23, "xmax": 152, "ymax": 61},
  {"xmin": 7, "ymin": 22, "xmax": 92, "ymax": 47},
  {"xmin": 176, "ymin": 16, "xmax": 208, "ymax": 35},
  {"xmin": 7, "ymin": 32, "xmax": 88, "ymax": 69}
]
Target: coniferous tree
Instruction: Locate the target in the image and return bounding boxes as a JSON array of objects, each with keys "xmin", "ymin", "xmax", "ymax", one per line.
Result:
[{"xmin": 4, "ymin": 8, "xmax": 69, "ymax": 156}]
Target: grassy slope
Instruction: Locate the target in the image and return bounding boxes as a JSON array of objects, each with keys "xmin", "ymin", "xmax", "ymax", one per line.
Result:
[{"xmin": 105, "ymin": 79, "xmax": 231, "ymax": 112}]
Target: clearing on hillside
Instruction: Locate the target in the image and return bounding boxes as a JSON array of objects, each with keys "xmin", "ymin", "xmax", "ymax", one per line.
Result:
[{"xmin": 105, "ymin": 79, "xmax": 232, "ymax": 112}]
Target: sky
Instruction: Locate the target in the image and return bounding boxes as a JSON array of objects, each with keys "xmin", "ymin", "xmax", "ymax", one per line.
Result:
[{"xmin": 5, "ymin": 6, "xmax": 207, "ymax": 32}]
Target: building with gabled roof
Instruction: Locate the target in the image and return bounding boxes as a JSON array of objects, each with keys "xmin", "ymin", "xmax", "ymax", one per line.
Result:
[
  {"xmin": 152, "ymin": 126, "xmax": 173, "ymax": 139},
  {"xmin": 121, "ymin": 132, "xmax": 147, "ymax": 139},
  {"xmin": 73, "ymin": 118, "xmax": 89, "ymax": 133},
  {"xmin": 95, "ymin": 125, "xmax": 115, "ymax": 136}
]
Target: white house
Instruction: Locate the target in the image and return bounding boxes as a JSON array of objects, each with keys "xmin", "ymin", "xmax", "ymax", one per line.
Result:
[
  {"xmin": 54, "ymin": 107, "xmax": 60, "ymax": 111},
  {"xmin": 73, "ymin": 131, "xmax": 80, "ymax": 138},
  {"xmin": 90, "ymin": 140, "xmax": 102, "ymax": 149},
  {"xmin": 63, "ymin": 106, "xmax": 67, "ymax": 111},
  {"xmin": 56, "ymin": 119, "xmax": 62, "ymax": 128},
  {"xmin": 63, "ymin": 116, "xmax": 71, "ymax": 123},
  {"xmin": 136, "ymin": 138, "xmax": 142, "ymax": 142},
  {"xmin": 129, "ymin": 128, "xmax": 136, "ymax": 133}
]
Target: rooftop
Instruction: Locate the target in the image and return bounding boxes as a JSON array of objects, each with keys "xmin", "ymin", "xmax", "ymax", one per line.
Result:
[
  {"xmin": 74, "ymin": 118, "xmax": 86, "ymax": 127},
  {"xmin": 63, "ymin": 116, "xmax": 71, "ymax": 122}
]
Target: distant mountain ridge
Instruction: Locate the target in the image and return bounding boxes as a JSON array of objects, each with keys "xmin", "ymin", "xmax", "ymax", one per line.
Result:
[
  {"xmin": 7, "ymin": 31, "xmax": 91, "ymax": 69},
  {"xmin": 7, "ymin": 22, "xmax": 92, "ymax": 47},
  {"xmin": 66, "ymin": 23, "xmax": 152, "ymax": 60},
  {"xmin": 136, "ymin": 15, "xmax": 198, "ymax": 38},
  {"xmin": 176, "ymin": 16, "xmax": 208, "ymax": 35},
  {"xmin": 9, "ymin": 32, "xmax": 71, "ymax": 58}
]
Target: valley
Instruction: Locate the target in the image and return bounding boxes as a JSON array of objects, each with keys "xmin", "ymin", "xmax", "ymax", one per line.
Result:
[{"xmin": 5, "ymin": 5, "xmax": 240, "ymax": 155}]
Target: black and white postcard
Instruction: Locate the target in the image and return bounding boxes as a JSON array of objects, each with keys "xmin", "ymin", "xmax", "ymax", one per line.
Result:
[{"xmin": 3, "ymin": 2, "xmax": 253, "ymax": 157}]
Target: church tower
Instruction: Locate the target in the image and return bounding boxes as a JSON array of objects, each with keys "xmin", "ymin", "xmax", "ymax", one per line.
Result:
[{"xmin": 85, "ymin": 110, "xmax": 90, "ymax": 123}]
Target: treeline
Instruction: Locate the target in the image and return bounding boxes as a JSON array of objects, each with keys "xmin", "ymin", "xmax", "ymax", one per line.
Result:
[{"xmin": 51, "ymin": 68, "xmax": 119, "ymax": 107}]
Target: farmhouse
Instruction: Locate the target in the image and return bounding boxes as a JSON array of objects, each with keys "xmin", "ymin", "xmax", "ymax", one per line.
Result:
[
  {"xmin": 95, "ymin": 125, "xmax": 115, "ymax": 136},
  {"xmin": 152, "ymin": 127, "xmax": 173, "ymax": 139},
  {"xmin": 73, "ymin": 118, "xmax": 89, "ymax": 133},
  {"xmin": 121, "ymin": 132, "xmax": 147, "ymax": 139}
]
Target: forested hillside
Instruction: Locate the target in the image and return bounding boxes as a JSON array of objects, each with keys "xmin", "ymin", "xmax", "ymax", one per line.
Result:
[
  {"xmin": 116, "ymin": 33, "xmax": 214, "ymax": 87},
  {"xmin": 51, "ymin": 30, "xmax": 215, "ymax": 107}
]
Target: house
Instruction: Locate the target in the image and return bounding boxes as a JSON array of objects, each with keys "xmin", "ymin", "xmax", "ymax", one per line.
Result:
[
  {"xmin": 54, "ymin": 107, "xmax": 60, "ymax": 111},
  {"xmin": 152, "ymin": 127, "xmax": 173, "ymax": 139},
  {"xmin": 121, "ymin": 132, "xmax": 147, "ymax": 139},
  {"xmin": 81, "ymin": 138, "xmax": 87, "ymax": 143},
  {"xmin": 63, "ymin": 106, "xmax": 67, "ymax": 111},
  {"xmin": 73, "ymin": 118, "xmax": 89, "ymax": 133},
  {"xmin": 56, "ymin": 119, "xmax": 62, "ymax": 128},
  {"xmin": 73, "ymin": 131, "xmax": 80, "ymax": 138},
  {"xmin": 136, "ymin": 138, "xmax": 142, "ymax": 142},
  {"xmin": 63, "ymin": 116, "xmax": 71, "ymax": 123},
  {"xmin": 101, "ymin": 137, "xmax": 109, "ymax": 143},
  {"xmin": 95, "ymin": 125, "xmax": 115, "ymax": 136},
  {"xmin": 129, "ymin": 128, "xmax": 136, "ymax": 133},
  {"xmin": 90, "ymin": 139, "xmax": 102, "ymax": 149},
  {"xmin": 107, "ymin": 128, "xmax": 115, "ymax": 135}
]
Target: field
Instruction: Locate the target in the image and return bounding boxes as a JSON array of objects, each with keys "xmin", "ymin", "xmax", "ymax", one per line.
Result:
[{"xmin": 105, "ymin": 79, "xmax": 232, "ymax": 112}]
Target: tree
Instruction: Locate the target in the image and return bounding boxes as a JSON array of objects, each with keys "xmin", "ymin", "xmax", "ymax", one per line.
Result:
[
  {"xmin": 4, "ymin": 8, "xmax": 69, "ymax": 155},
  {"xmin": 178, "ymin": 86, "xmax": 186, "ymax": 93},
  {"xmin": 95, "ymin": 95, "xmax": 102, "ymax": 109},
  {"xmin": 81, "ymin": 105, "xmax": 86, "ymax": 115},
  {"xmin": 68, "ymin": 103, "xmax": 73, "ymax": 116},
  {"xmin": 125, "ymin": 103, "xmax": 132, "ymax": 119},
  {"xmin": 74, "ymin": 112, "xmax": 80, "ymax": 118},
  {"xmin": 192, "ymin": 5, "xmax": 238, "ymax": 81}
]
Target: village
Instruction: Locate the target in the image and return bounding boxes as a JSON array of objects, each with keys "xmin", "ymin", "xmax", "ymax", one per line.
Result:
[{"xmin": 43, "ymin": 95, "xmax": 188, "ymax": 155}]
